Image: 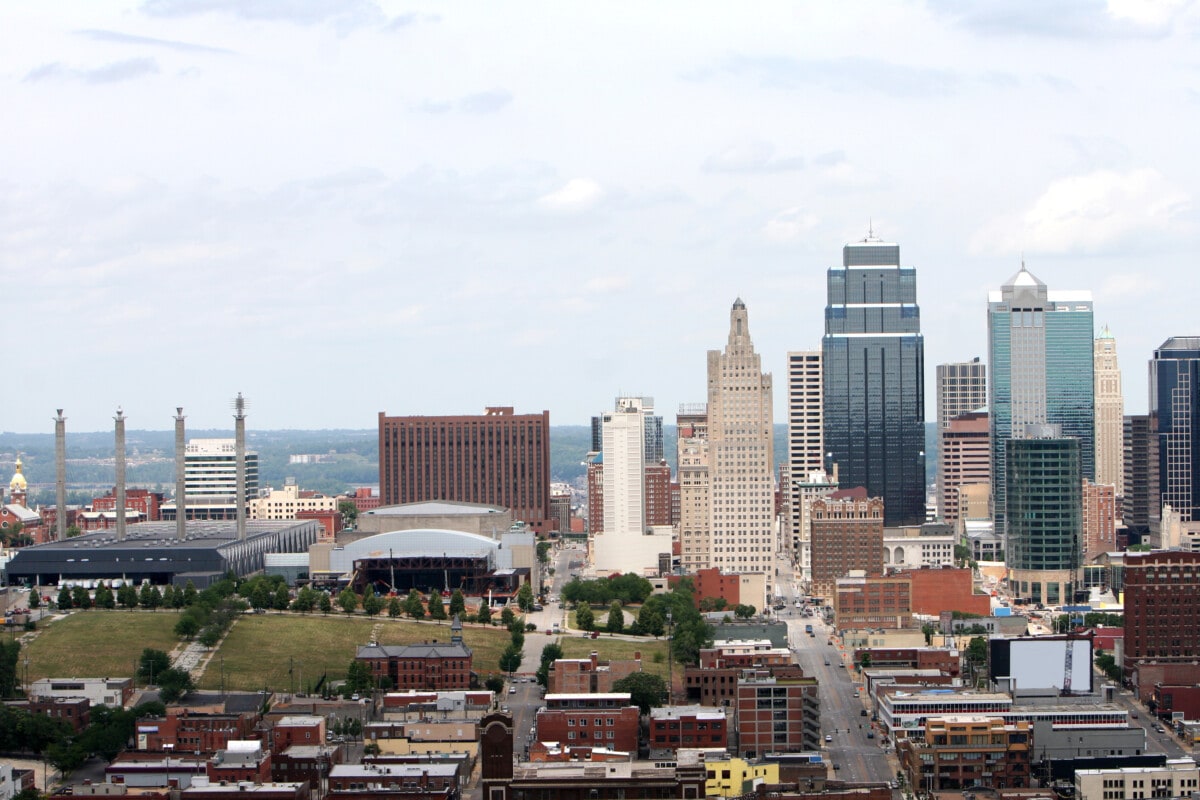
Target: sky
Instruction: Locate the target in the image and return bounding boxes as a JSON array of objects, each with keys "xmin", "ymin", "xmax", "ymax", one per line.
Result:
[{"xmin": 3, "ymin": 0, "xmax": 1199, "ymax": 433}]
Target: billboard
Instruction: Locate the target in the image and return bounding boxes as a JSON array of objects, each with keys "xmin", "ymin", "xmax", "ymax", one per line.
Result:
[{"xmin": 989, "ymin": 636, "xmax": 1093, "ymax": 694}]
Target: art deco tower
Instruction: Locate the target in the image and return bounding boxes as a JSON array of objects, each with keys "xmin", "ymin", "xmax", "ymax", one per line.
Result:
[
  {"xmin": 1094, "ymin": 328, "xmax": 1124, "ymax": 496},
  {"xmin": 822, "ymin": 234, "xmax": 926, "ymax": 527},
  {"xmin": 707, "ymin": 299, "xmax": 775, "ymax": 577}
]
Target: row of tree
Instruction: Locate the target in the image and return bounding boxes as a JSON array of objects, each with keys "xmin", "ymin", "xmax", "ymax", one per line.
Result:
[{"xmin": 561, "ymin": 573, "xmax": 654, "ymax": 606}]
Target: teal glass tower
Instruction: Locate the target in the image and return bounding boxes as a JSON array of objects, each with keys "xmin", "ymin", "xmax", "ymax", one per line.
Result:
[
  {"xmin": 988, "ymin": 264, "xmax": 1094, "ymax": 538},
  {"xmin": 822, "ymin": 234, "xmax": 926, "ymax": 527}
]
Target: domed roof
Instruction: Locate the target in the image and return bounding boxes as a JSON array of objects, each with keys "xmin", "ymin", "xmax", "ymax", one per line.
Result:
[{"xmin": 9, "ymin": 456, "xmax": 27, "ymax": 492}]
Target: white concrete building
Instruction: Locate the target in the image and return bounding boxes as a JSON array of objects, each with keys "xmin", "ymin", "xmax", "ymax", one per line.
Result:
[
  {"xmin": 1075, "ymin": 759, "xmax": 1199, "ymax": 800},
  {"xmin": 882, "ymin": 524, "xmax": 956, "ymax": 569},
  {"xmin": 786, "ymin": 351, "xmax": 824, "ymax": 569},
  {"xmin": 249, "ymin": 481, "xmax": 338, "ymax": 521},
  {"xmin": 29, "ymin": 677, "xmax": 133, "ymax": 707},
  {"xmin": 161, "ymin": 439, "xmax": 259, "ymax": 521}
]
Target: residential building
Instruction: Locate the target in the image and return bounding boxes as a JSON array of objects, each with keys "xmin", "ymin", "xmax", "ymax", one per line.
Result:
[
  {"xmin": 938, "ymin": 411, "xmax": 990, "ymax": 526},
  {"xmin": 1075, "ymin": 759, "xmax": 1200, "ymax": 800},
  {"xmin": 1151, "ymin": 338, "xmax": 1200, "ymax": 534},
  {"xmin": 936, "ymin": 359, "xmax": 988, "ymax": 521},
  {"xmin": 676, "ymin": 404, "xmax": 710, "ymax": 572},
  {"xmin": 1094, "ymin": 329, "xmax": 1125, "ymax": 496},
  {"xmin": 809, "ymin": 493, "xmax": 884, "ymax": 600},
  {"xmin": 356, "ymin": 641, "xmax": 473, "ymax": 692},
  {"xmin": 786, "ymin": 350, "xmax": 824, "ymax": 567},
  {"xmin": 18, "ymin": 697, "xmax": 91, "ymax": 733},
  {"xmin": 1006, "ymin": 428, "xmax": 1083, "ymax": 606},
  {"xmin": 377, "ymin": 407, "xmax": 553, "ymax": 534},
  {"xmin": 1123, "ymin": 415, "xmax": 1159, "ymax": 546},
  {"xmin": 707, "ymin": 299, "xmax": 775, "ymax": 582},
  {"xmin": 547, "ymin": 652, "xmax": 643, "ymax": 695},
  {"xmin": 1122, "ymin": 551, "xmax": 1200, "ymax": 696},
  {"xmin": 988, "ymin": 264, "xmax": 1094, "ymax": 539},
  {"xmin": 249, "ymin": 482, "xmax": 338, "ymax": 521},
  {"xmin": 1083, "ymin": 480, "xmax": 1117, "ymax": 562},
  {"xmin": 648, "ymin": 706, "xmax": 728, "ymax": 757},
  {"xmin": 534, "ymin": 693, "xmax": 640, "ymax": 753},
  {"xmin": 823, "ymin": 235, "xmax": 926, "ymax": 527},
  {"xmin": 899, "ymin": 716, "xmax": 1031, "ymax": 792},
  {"xmin": 734, "ymin": 674, "xmax": 821, "ymax": 756},
  {"xmin": 161, "ymin": 439, "xmax": 260, "ymax": 522}
]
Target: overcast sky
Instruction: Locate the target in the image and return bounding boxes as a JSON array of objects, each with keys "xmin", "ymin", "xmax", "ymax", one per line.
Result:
[{"xmin": 3, "ymin": 0, "xmax": 1198, "ymax": 434}]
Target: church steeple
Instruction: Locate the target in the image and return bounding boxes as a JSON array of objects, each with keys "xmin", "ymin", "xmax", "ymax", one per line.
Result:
[{"xmin": 9, "ymin": 455, "xmax": 28, "ymax": 507}]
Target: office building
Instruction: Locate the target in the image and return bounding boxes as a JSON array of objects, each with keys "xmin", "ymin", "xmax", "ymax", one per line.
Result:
[
  {"xmin": 1082, "ymin": 479, "xmax": 1117, "ymax": 562},
  {"xmin": 899, "ymin": 716, "xmax": 1031, "ymax": 792},
  {"xmin": 377, "ymin": 407, "xmax": 552, "ymax": 534},
  {"xmin": 937, "ymin": 411, "xmax": 990, "ymax": 526},
  {"xmin": 1123, "ymin": 414, "xmax": 1159, "ymax": 545},
  {"xmin": 936, "ymin": 359, "xmax": 988, "ymax": 519},
  {"xmin": 785, "ymin": 351, "xmax": 824, "ymax": 563},
  {"xmin": 1151, "ymin": 338, "xmax": 1200, "ymax": 530},
  {"xmin": 1006, "ymin": 427, "xmax": 1082, "ymax": 606},
  {"xmin": 1122, "ymin": 551, "xmax": 1200, "ymax": 696},
  {"xmin": 988, "ymin": 264, "xmax": 1094, "ymax": 538},
  {"xmin": 1075, "ymin": 759, "xmax": 1200, "ymax": 800},
  {"xmin": 707, "ymin": 299, "xmax": 775, "ymax": 578},
  {"xmin": 734, "ymin": 674, "xmax": 822, "ymax": 757},
  {"xmin": 676, "ymin": 404, "xmax": 711, "ymax": 572},
  {"xmin": 157, "ymin": 439, "xmax": 259, "ymax": 521},
  {"xmin": 823, "ymin": 235, "xmax": 926, "ymax": 527},
  {"xmin": 809, "ymin": 492, "xmax": 884, "ymax": 600},
  {"xmin": 1094, "ymin": 328, "xmax": 1125, "ymax": 495}
]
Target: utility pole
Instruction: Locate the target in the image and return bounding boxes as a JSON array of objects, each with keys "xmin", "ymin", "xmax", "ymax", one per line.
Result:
[{"xmin": 666, "ymin": 610, "xmax": 674, "ymax": 706}]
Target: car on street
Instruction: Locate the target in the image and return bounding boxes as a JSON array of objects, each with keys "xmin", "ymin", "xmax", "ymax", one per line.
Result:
[
  {"xmin": 825, "ymin": 734, "xmax": 833, "ymax": 743},
  {"xmin": 860, "ymin": 709, "xmax": 868, "ymax": 716}
]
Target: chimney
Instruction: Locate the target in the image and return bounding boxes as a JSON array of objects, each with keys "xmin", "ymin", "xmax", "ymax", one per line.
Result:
[
  {"xmin": 234, "ymin": 393, "xmax": 247, "ymax": 541},
  {"xmin": 174, "ymin": 408, "xmax": 186, "ymax": 540},
  {"xmin": 115, "ymin": 408, "xmax": 127, "ymax": 541},
  {"xmin": 55, "ymin": 409, "xmax": 67, "ymax": 541}
]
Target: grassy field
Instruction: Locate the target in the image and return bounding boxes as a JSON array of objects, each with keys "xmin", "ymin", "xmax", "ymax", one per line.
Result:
[
  {"xmin": 21, "ymin": 609, "xmax": 514, "ymax": 692},
  {"xmin": 558, "ymin": 636, "xmax": 669, "ymax": 679}
]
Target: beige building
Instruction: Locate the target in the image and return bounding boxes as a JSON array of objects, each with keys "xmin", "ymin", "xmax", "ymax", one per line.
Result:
[
  {"xmin": 786, "ymin": 350, "xmax": 824, "ymax": 569},
  {"xmin": 938, "ymin": 411, "xmax": 989, "ymax": 526},
  {"xmin": 356, "ymin": 501, "xmax": 515, "ymax": 538},
  {"xmin": 882, "ymin": 523, "xmax": 956, "ymax": 569},
  {"xmin": 1083, "ymin": 479, "xmax": 1117, "ymax": 561},
  {"xmin": 248, "ymin": 481, "xmax": 338, "ymax": 521},
  {"xmin": 707, "ymin": 299, "xmax": 775, "ymax": 586},
  {"xmin": 677, "ymin": 423, "xmax": 711, "ymax": 573},
  {"xmin": 936, "ymin": 359, "xmax": 988, "ymax": 520},
  {"xmin": 1075, "ymin": 759, "xmax": 1199, "ymax": 800},
  {"xmin": 1094, "ymin": 328, "xmax": 1125, "ymax": 496},
  {"xmin": 364, "ymin": 720, "xmax": 479, "ymax": 758}
]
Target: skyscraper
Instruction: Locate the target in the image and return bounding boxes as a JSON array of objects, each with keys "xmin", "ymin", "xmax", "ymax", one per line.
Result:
[
  {"xmin": 822, "ymin": 235, "xmax": 926, "ymax": 527},
  {"xmin": 786, "ymin": 350, "xmax": 824, "ymax": 565},
  {"xmin": 676, "ymin": 404, "xmax": 711, "ymax": 573},
  {"xmin": 708, "ymin": 299, "xmax": 775, "ymax": 577},
  {"xmin": 936, "ymin": 358, "xmax": 988, "ymax": 520},
  {"xmin": 988, "ymin": 264, "xmax": 1094, "ymax": 538},
  {"xmin": 1123, "ymin": 414, "xmax": 1159, "ymax": 545},
  {"xmin": 938, "ymin": 411, "xmax": 990, "ymax": 526},
  {"xmin": 1150, "ymin": 338, "xmax": 1200, "ymax": 526},
  {"xmin": 1094, "ymin": 328, "xmax": 1124, "ymax": 496}
]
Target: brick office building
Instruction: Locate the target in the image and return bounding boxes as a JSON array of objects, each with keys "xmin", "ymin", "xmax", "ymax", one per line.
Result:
[
  {"xmin": 356, "ymin": 641, "xmax": 473, "ymax": 692},
  {"xmin": 535, "ymin": 694, "xmax": 640, "ymax": 753},
  {"xmin": 1123, "ymin": 551, "xmax": 1200, "ymax": 697},
  {"xmin": 810, "ymin": 493, "xmax": 885, "ymax": 600},
  {"xmin": 649, "ymin": 706, "xmax": 727, "ymax": 756},
  {"xmin": 906, "ymin": 567, "xmax": 991, "ymax": 618},
  {"xmin": 834, "ymin": 573, "xmax": 912, "ymax": 630},
  {"xmin": 378, "ymin": 408, "xmax": 553, "ymax": 534},
  {"xmin": 734, "ymin": 675, "xmax": 821, "ymax": 757},
  {"xmin": 137, "ymin": 709, "xmax": 260, "ymax": 754},
  {"xmin": 328, "ymin": 763, "xmax": 459, "ymax": 800},
  {"xmin": 547, "ymin": 652, "xmax": 643, "ymax": 695},
  {"xmin": 898, "ymin": 716, "xmax": 1031, "ymax": 791}
]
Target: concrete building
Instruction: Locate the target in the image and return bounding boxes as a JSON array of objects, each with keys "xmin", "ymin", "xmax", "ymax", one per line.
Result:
[
  {"xmin": 734, "ymin": 674, "xmax": 821, "ymax": 757},
  {"xmin": 809, "ymin": 493, "xmax": 884, "ymax": 601},
  {"xmin": 1075, "ymin": 759, "xmax": 1200, "ymax": 800},
  {"xmin": 249, "ymin": 482, "xmax": 338, "ymax": 521},
  {"xmin": 936, "ymin": 359, "xmax": 988, "ymax": 521},
  {"xmin": 707, "ymin": 299, "xmax": 775, "ymax": 584},
  {"xmin": 1029, "ymin": 719, "xmax": 1146, "ymax": 762},
  {"xmin": 1122, "ymin": 551, "xmax": 1200, "ymax": 696},
  {"xmin": 786, "ymin": 350, "xmax": 824, "ymax": 569},
  {"xmin": 882, "ymin": 523, "xmax": 956, "ymax": 570},
  {"xmin": 356, "ymin": 501, "xmax": 514, "ymax": 539},
  {"xmin": 377, "ymin": 407, "xmax": 553, "ymax": 534},
  {"xmin": 1083, "ymin": 480, "xmax": 1118, "ymax": 562},
  {"xmin": 938, "ymin": 411, "xmax": 990, "ymax": 527},
  {"xmin": 676, "ymin": 405, "xmax": 710, "ymax": 573},
  {"xmin": 703, "ymin": 757, "xmax": 780, "ymax": 800},
  {"xmin": 1094, "ymin": 329, "xmax": 1125, "ymax": 496},
  {"xmin": 29, "ymin": 677, "xmax": 133, "ymax": 708},
  {"xmin": 160, "ymin": 439, "xmax": 260, "ymax": 522},
  {"xmin": 988, "ymin": 264, "xmax": 1094, "ymax": 540},
  {"xmin": 789, "ymin": 469, "xmax": 838, "ymax": 589},
  {"xmin": 823, "ymin": 235, "xmax": 926, "ymax": 527},
  {"xmin": 1123, "ymin": 415, "xmax": 1159, "ymax": 546}
]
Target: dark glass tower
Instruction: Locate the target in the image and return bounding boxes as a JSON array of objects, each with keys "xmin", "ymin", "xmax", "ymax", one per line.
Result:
[
  {"xmin": 822, "ymin": 235, "xmax": 926, "ymax": 527},
  {"xmin": 1151, "ymin": 338, "xmax": 1200, "ymax": 527}
]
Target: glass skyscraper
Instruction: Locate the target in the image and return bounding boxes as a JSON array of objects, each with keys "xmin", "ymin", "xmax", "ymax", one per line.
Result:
[
  {"xmin": 1151, "ymin": 337, "xmax": 1200, "ymax": 525},
  {"xmin": 988, "ymin": 265, "xmax": 1094, "ymax": 538},
  {"xmin": 822, "ymin": 236, "xmax": 926, "ymax": 527}
]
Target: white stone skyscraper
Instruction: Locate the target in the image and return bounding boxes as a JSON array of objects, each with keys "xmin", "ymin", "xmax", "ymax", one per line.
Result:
[
  {"xmin": 707, "ymin": 299, "xmax": 775, "ymax": 580},
  {"xmin": 786, "ymin": 350, "xmax": 825, "ymax": 569},
  {"xmin": 1094, "ymin": 328, "xmax": 1124, "ymax": 496}
]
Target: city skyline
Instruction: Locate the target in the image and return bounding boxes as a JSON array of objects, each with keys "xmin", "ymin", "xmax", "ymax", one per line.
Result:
[{"xmin": 4, "ymin": 2, "xmax": 1200, "ymax": 432}]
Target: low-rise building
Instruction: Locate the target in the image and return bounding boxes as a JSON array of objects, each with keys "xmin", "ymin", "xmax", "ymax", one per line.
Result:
[
  {"xmin": 850, "ymin": 647, "xmax": 960, "ymax": 678},
  {"xmin": 270, "ymin": 745, "xmax": 340, "ymax": 791},
  {"xmin": 327, "ymin": 762, "xmax": 459, "ymax": 800},
  {"xmin": 364, "ymin": 721, "xmax": 480, "ymax": 758},
  {"xmin": 898, "ymin": 716, "xmax": 1031, "ymax": 791},
  {"xmin": 734, "ymin": 674, "xmax": 821, "ymax": 757},
  {"xmin": 106, "ymin": 754, "xmax": 209, "ymax": 789},
  {"xmin": 535, "ymin": 694, "xmax": 640, "ymax": 753},
  {"xmin": 381, "ymin": 691, "xmax": 493, "ymax": 720},
  {"xmin": 703, "ymin": 756, "xmax": 779, "ymax": 799},
  {"xmin": 183, "ymin": 778, "xmax": 308, "ymax": 800},
  {"xmin": 547, "ymin": 651, "xmax": 642, "ymax": 695},
  {"xmin": 206, "ymin": 741, "xmax": 271, "ymax": 786},
  {"xmin": 1074, "ymin": 758, "xmax": 1200, "ymax": 800},
  {"xmin": 834, "ymin": 572, "xmax": 912, "ymax": 630},
  {"xmin": 1029, "ymin": 720, "xmax": 1146, "ymax": 762},
  {"xmin": 31, "ymin": 677, "xmax": 133, "ymax": 708},
  {"xmin": 506, "ymin": 756, "xmax": 707, "ymax": 800},
  {"xmin": 685, "ymin": 641, "xmax": 803, "ymax": 707},
  {"xmin": 269, "ymin": 716, "xmax": 326, "ymax": 754},
  {"xmin": 16, "ymin": 696, "xmax": 92, "ymax": 733},
  {"xmin": 249, "ymin": 482, "xmax": 339, "ymax": 521},
  {"xmin": 356, "ymin": 639, "xmax": 473, "ymax": 692},
  {"xmin": 648, "ymin": 706, "xmax": 727, "ymax": 757},
  {"xmin": 136, "ymin": 709, "xmax": 260, "ymax": 754}
]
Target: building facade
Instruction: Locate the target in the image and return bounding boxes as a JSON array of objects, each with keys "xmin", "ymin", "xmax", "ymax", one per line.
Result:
[
  {"xmin": 823, "ymin": 236, "xmax": 926, "ymax": 527},
  {"xmin": 936, "ymin": 359, "xmax": 988, "ymax": 521},
  {"xmin": 786, "ymin": 350, "xmax": 824, "ymax": 563},
  {"xmin": 938, "ymin": 411, "xmax": 990, "ymax": 527},
  {"xmin": 535, "ymin": 694, "xmax": 640, "ymax": 753},
  {"xmin": 1082, "ymin": 479, "xmax": 1117, "ymax": 562},
  {"xmin": 356, "ymin": 641, "xmax": 473, "ymax": 692},
  {"xmin": 160, "ymin": 439, "xmax": 260, "ymax": 521},
  {"xmin": 1122, "ymin": 551, "xmax": 1200, "ymax": 691},
  {"xmin": 1094, "ymin": 329, "xmax": 1125, "ymax": 496},
  {"xmin": 377, "ymin": 407, "xmax": 552, "ymax": 533},
  {"xmin": 809, "ymin": 494, "xmax": 884, "ymax": 600},
  {"xmin": 988, "ymin": 265, "xmax": 1094, "ymax": 538},
  {"xmin": 1123, "ymin": 414, "xmax": 1159, "ymax": 546},
  {"xmin": 734, "ymin": 675, "xmax": 821, "ymax": 757},
  {"xmin": 899, "ymin": 716, "xmax": 1031, "ymax": 792},
  {"xmin": 1151, "ymin": 338, "xmax": 1200, "ymax": 530}
]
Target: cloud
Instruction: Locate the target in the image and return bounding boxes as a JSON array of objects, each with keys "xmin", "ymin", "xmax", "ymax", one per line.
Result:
[
  {"xmin": 383, "ymin": 12, "xmax": 439, "ymax": 31},
  {"xmin": 24, "ymin": 58, "xmax": 160, "ymax": 84},
  {"xmin": 459, "ymin": 89, "xmax": 513, "ymax": 114},
  {"xmin": 584, "ymin": 275, "xmax": 631, "ymax": 293},
  {"xmin": 703, "ymin": 141, "xmax": 804, "ymax": 174},
  {"xmin": 970, "ymin": 168, "xmax": 1191, "ymax": 254},
  {"xmin": 926, "ymin": 0, "xmax": 1186, "ymax": 38},
  {"xmin": 718, "ymin": 54, "xmax": 960, "ymax": 97},
  {"xmin": 76, "ymin": 28, "xmax": 234, "ymax": 55},
  {"xmin": 537, "ymin": 179, "xmax": 604, "ymax": 212},
  {"xmin": 763, "ymin": 207, "xmax": 819, "ymax": 242},
  {"xmin": 140, "ymin": 0, "xmax": 387, "ymax": 32}
]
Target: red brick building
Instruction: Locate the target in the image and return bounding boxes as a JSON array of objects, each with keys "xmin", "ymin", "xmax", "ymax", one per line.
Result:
[
  {"xmin": 535, "ymin": 693, "xmax": 640, "ymax": 753},
  {"xmin": 547, "ymin": 651, "xmax": 643, "ymax": 694},
  {"xmin": 810, "ymin": 494, "xmax": 885, "ymax": 600},
  {"xmin": 735, "ymin": 675, "xmax": 821, "ymax": 757},
  {"xmin": 271, "ymin": 745, "xmax": 341, "ymax": 788},
  {"xmin": 269, "ymin": 716, "xmax": 326, "ymax": 754},
  {"xmin": 849, "ymin": 647, "xmax": 960, "ymax": 678},
  {"xmin": 296, "ymin": 508, "xmax": 342, "ymax": 538},
  {"xmin": 898, "ymin": 716, "xmax": 1031, "ymax": 791},
  {"xmin": 649, "ymin": 706, "xmax": 727, "ymax": 756},
  {"xmin": 907, "ymin": 567, "xmax": 991, "ymax": 618},
  {"xmin": 91, "ymin": 488, "xmax": 164, "ymax": 521},
  {"xmin": 686, "ymin": 644, "xmax": 803, "ymax": 707},
  {"xmin": 206, "ymin": 741, "xmax": 272, "ymax": 785},
  {"xmin": 1082, "ymin": 479, "xmax": 1117, "ymax": 562},
  {"xmin": 834, "ymin": 573, "xmax": 912, "ymax": 630},
  {"xmin": 348, "ymin": 488, "xmax": 382, "ymax": 512},
  {"xmin": 688, "ymin": 568, "xmax": 743, "ymax": 610},
  {"xmin": 20, "ymin": 697, "xmax": 91, "ymax": 733},
  {"xmin": 137, "ymin": 709, "xmax": 260, "ymax": 754},
  {"xmin": 356, "ymin": 641, "xmax": 473, "ymax": 692},
  {"xmin": 328, "ymin": 762, "xmax": 459, "ymax": 800},
  {"xmin": 1123, "ymin": 551, "xmax": 1200, "ymax": 697},
  {"xmin": 378, "ymin": 407, "xmax": 553, "ymax": 534}
]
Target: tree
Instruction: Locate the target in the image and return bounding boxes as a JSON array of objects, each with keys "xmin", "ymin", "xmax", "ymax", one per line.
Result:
[
  {"xmin": 273, "ymin": 584, "xmax": 291, "ymax": 611},
  {"xmin": 449, "ymin": 590, "xmax": 466, "ymax": 619},
  {"xmin": 499, "ymin": 644, "xmax": 523, "ymax": 674},
  {"xmin": 72, "ymin": 585, "xmax": 92, "ymax": 610},
  {"xmin": 95, "ymin": 584, "xmax": 116, "ymax": 609},
  {"xmin": 859, "ymin": 652, "xmax": 872, "ymax": 669},
  {"xmin": 388, "ymin": 596, "xmax": 403, "ymax": 618},
  {"xmin": 117, "ymin": 584, "xmax": 139, "ymax": 610},
  {"xmin": 405, "ymin": 589, "xmax": 425, "ymax": 619},
  {"xmin": 613, "ymin": 672, "xmax": 667, "ymax": 713},
  {"xmin": 138, "ymin": 649, "xmax": 171, "ymax": 685},
  {"xmin": 250, "ymin": 583, "xmax": 271, "ymax": 612},
  {"xmin": 319, "ymin": 592, "xmax": 333, "ymax": 615},
  {"xmin": 517, "ymin": 582, "xmax": 535, "ymax": 612},
  {"xmin": 345, "ymin": 661, "xmax": 374, "ymax": 694},
  {"xmin": 198, "ymin": 626, "xmax": 222, "ymax": 648},
  {"xmin": 476, "ymin": 603, "xmax": 492, "ymax": 625},
  {"xmin": 174, "ymin": 615, "xmax": 201, "ymax": 640},
  {"xmin": 537, "ymin": 541, "xmax": 552, "ymax": 564},
  {"xmin": 362, "ymin": 593, "xmax": 384, "ymax": 617},
  {"xmin": 965, "ymin": 637, "xmax": 988, "ymax": 665},
  {"xmin": 734, "ymin": 604, "xmax": 756, "ymax": 619},
  {"xmin": 638, "ymin": 606, "xmax": 665, "ymax": 637},
  {"xmin": 338, "ymin": 500, "xmax": 359, "ymax": 528},
  {"xmin": 535, "ymin": 643, "xmax": 564, "ymax": 686},
  {"xmin": 27, "ymin": 591, "xmax": 40, "ymax": 611},
  {"xmin": 501, "ymin": 607, "xmax": 516, "ymax": 629},
  {"xmin": 57, "ymin": 586, "xmax": 72, "ymax": 610},
  {"xmin": 922, "ymin": 622, "xmax": 937, "ymax": 646},
  {"xmin": 182, "ymin": 581, "xmax": 198, "ymax": 606},
  {"xmin": 428, "ymin": 590, "xmax": 447, "ymax": 620},
  {"xmin": 485, "ymin": 674, "xmax": 505, "ymax": 694},
  {"xmin": 576, "ymin": 603, "xmax": 595, "ymax": 631},
  {"xmin": 337, "ymin": 588, "xmax": 359, "ymax": 614},
  {"xmin": 139, "ymin": 583, "xmax": 162, "ymax": 611},
  {"xmin": 157, "ymin": 667, "xmax": 195, "ymax": 703},
  {"xmin": 65, "ymin": 524, "xmax": 82, "ymax": 538},
  {"xmin": 291, "ymin": 586, "xmax": 318, "ymax": 614},
  {"xmin": 606, "ymin": 601, "xmax": 624, "ymax": 634}
]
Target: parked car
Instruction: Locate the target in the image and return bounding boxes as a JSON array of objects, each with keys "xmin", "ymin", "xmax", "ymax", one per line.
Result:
[{"xmin": 825, "ymin": 734, "xmax": 833, "ymax": 743}]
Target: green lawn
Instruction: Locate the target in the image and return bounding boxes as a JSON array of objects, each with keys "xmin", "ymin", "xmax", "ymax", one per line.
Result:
[
  {"xmin": 558, "ymin": 636, "xmax": 669, "ymax": 679},
  {"xmin": 23, "ymin": 610, "xmax": 182, "ymax": 681}
]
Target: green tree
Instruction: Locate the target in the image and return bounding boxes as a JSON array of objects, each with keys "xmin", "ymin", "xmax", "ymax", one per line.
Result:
[
  {"xmin": 428, "ymin": 590, "xmax": 447, "ymax": 620},
  {"xmin": 174, "ymin": 615, "xmax": 201, "ymax": 640},
  {"xmin": 117, "ymin": 584, "xmax": 139, "ymax": 610},
  {"xmin": 734, "ymin": 604, "xmax": 756, "ymax": 619},
  {"xmin": 337, "ymin": 588, "xmax": 359, "ymax": 614},
  {"xmin": 250, "ymin": 583, "xmax": 271, "ymax": 612},
  {"xmin": 388, "ymin": 596, "xmax": 403, "ymax": 618},
  {"xmin": 157, "ymin": 667, "xmax": 195, "ymax": 703},
  {"xmin": 65, "ymin": 524, "xmax": 82, "ymax": 538},
  {"xmin": 499, "ymin": 644, "xmax": 523, "ymax": 674},
  {"xmin": 273, "ymin": 584, "xmax": 291, "ymax": 611},
  {"xmin": 859, "ymin": 652, "xmax": 872, "ymax": 669},
  {"xmin": 449, "ymin": 590, "xmax": 466, "ymax": 618},
  {"xmin": 476, "ymin": 603, "xmax": 492, "ymax": 625},
  {"xmin": 638, "ymin": 606, "xmax": 665, "ymax": 637},
  {"xmin": 405, "ymin": 589, "xmax": 426, "ymax": 619},
  {"xmin": 517, "ymin": 583, "xmax": 535, "ymax": 612},
  {"xmin": 291, "ymin": 586, "xmax": 318, "ymax": 614},
  {"xmin": 576, "ymin": 603, "xmax": 595, "ymax": 631},
  {"xmin": 606, "ymin": 601, "xmax": 624, "ymax": 634},
  {"xmin": 345, "ymin": 660, "xmax": 374, "ymax": 694},
  {"xmin": 72, "ymin": 585, "xmax": 92, "ymax": 610},
  {"xmin": 47, "ymin": 740, "xmax": 86, "ymax": 778},
  {"xmin": 95, "ymin": 584, "xmax": 116, "ymax": 609},
  {"xmin": 484, "ymin": 674, "xmax": 505, "ymax": 694},
  {"xmin": 338, "ymin": 500, "xmax": 359, "ymax": 528},
  {"xmin": 501, "ymin": 607, "xmax": 516, "ymax": 629},
  {"xmin": 362, "ymin": 593, "xmax": 384, "ymax": 617},
  {"xmin": 28, "ymin": 591, "xmax": 40, "ymax": 611},
  {"xmin": 57, "ymin": 586, "xmax": 72, "ymax": 610},
  {"xmin": 138, "ymin": 649, "xmax": 171, "ymax": 685},
  {"xmin": 537, "ymin": 541, "xmax": 552, "ymax": 564},
  {"xmin": 319, "ymin": 592, "xmax": 333, "ymax": 615},
  {"xmin": 613, "ymin": 672, "xmax": 667, "ymax": 713},
  {"xmin": 182, "ymin": 581, "xmax": 198, "ymax": 606},
  {"xmin": 139, "ymin": 583, "xmax": 162, "ymax": 611},
  {"xmin": 535, "ymin": 642, "xmax": 564, "ymax": 687},
  {"xmin": 198, "ymin": 626, "xmax": 222, "ymax": 648},
  {"xmin": 965, "ymin": 637, "xmax": 988, "ymax": 664}
]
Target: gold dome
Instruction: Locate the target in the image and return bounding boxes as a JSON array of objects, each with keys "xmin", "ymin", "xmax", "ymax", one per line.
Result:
[{"xmin": 9, "ymin": 456, "xmax": 27, "ymax": 492}]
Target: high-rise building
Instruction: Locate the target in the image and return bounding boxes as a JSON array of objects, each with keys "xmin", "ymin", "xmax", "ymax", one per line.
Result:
[
  {"xmin": 592, "ymin": 397, "xmax": 663, "ymax": 464},
  {"xmin": 1005, "ymin": 426, "xmax": 1082, "ymax": 606},
  {"xmin": 1123, "ymin": 414, "xmax": 1159, "ymax": 545},
  {"xmin": 601, "ymin": 399, "xmax": 646, "ymax": 538},
  {"xmin": 1122, "ymin": 551, "xmax": 1200, "ymax": 696},
  {"xmin": 823, "ymin": 235, "xmax": 926, "ymax": 527},
  {"xmin": 988, "ymin": 264, "xmax": 1094, "ymax": 539},
  {"xmin": 809, "ymin": 492, "xmax": 885, "ymax": 600},
  {"xmin": 1082, "ymin": 479, "xmax": 1116, "ymax": 562},
  {"xmin": 377, "ymin": 407, "xmax": 552, "ymax": 533},
  {"xmin": 936, "ymin": 359, "xmax": 987, "ymax": 518},
  {"xmin": 586, "ymin": 398, "xmax": 674, "ymax": 538},
  {"xmin": 161, "ymin": 439, "xmax": 259, "ymax": 521},
  {"xmin": 1150, "ymin": 338, "xmax": 1200, "ymax": 528},
  {"xmin": 676, "ymin": 404, "xmax": 711, "ymax": 573},
  {"xmin": 786, "ymin": 351, "xmax": 824, "ymax": 566},
  {"xmin": 938, "ymin": 411, "xmax": 990, "ymax": 526},
  {"xmin": 1094, "ymin": 328, "xmax": 1124, "ymax": 496},
  {"xmin": 707, "ymin": 299, "xmax": 775, "ymax": 578}
]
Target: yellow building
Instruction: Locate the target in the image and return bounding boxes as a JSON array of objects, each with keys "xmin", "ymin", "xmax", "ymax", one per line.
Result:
[{"xmin": 704, "ymin": 757, "xmax": 779, "ymax": 798}]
